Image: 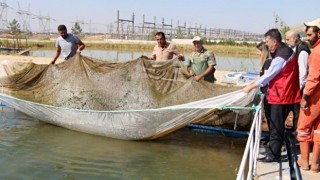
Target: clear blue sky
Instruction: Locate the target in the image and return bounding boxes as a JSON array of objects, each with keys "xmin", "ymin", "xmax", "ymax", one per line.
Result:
[{"xmin": 3, "ymin": 0, "xmax": 320, "ymax": 34}]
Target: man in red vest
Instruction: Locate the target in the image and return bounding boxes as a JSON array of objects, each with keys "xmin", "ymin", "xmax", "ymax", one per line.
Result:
[{"xmin": 244, "ymin": 29, "xmax": 301, "ymax": 162}]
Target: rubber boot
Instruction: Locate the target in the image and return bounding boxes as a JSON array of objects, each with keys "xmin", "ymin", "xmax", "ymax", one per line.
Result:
[
  {"xmin": 311, "ymin": 142, "xmax": 320, "ymax": 173},
  {"xmin": 297, "ymin": 141, "xmax": 310, "ymax": 170}
]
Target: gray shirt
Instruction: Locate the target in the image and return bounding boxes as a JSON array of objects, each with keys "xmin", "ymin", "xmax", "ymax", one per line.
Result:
[{"xmin": 55, "ymin": 33, "xmax": 80, "ymax": 60}]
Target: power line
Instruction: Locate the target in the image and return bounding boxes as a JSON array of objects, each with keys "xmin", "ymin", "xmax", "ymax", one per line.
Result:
[
  {"xmin": 32, "ymin": 11, "xmax": 55, "ymax": 34},
  {"xmin": 17, "ymin": 1, "xmax": 32, "ymax": 32},
  {"xmin": 0, "ymin": 0, "xmax": 10, "ymax": 30}
]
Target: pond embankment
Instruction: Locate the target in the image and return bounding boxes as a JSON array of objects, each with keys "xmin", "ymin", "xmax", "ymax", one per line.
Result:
[{"xmin": 1, "ymin": 37, "xmax": 257, "ymax": 57}]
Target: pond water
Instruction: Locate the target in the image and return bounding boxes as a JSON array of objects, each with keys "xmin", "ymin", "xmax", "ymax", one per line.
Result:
[
  {"xmin": 30, "ymin": 49, "xmax": 260, "ymax": 73},
  {"xmin": 0, "ymin": 108, "xmax": 246, "ymax": 179}
]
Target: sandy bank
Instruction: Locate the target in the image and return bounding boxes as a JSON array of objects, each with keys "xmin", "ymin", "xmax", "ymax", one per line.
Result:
[{"xmin": 0, "ymin": 54, "xmax": 62, "ymax": 64}]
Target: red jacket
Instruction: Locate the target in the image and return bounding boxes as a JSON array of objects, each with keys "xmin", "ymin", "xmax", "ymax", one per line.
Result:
[{"xmin": 268, "ymin": 45, "xmax": 301, "ymax": 104}]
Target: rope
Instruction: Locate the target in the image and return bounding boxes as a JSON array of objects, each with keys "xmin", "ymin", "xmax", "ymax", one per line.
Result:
[{"xmin": 219, "ymin": 104, "xmax": 261, "ymax": 111}]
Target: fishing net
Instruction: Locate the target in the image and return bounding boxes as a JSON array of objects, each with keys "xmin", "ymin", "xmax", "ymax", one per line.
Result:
[{"xmin": 0, "ymin": 55, "xmax": 257, "ymax": 140}]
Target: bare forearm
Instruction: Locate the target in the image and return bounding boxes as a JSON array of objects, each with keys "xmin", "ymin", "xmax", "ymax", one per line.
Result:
[
  {"xmin": 148, "ymin": 55, "xmax": 156, "ymax": 60},
  {"xmin": 51, "ymin": 49, "xmax": 61, "ymax": 64},
  {"xmin": 198, "ymin": 66, "xmax": 213, "ymax": 79},
  {"xmin": 53, "ymin": 52, "xmax": 60, "ymax": 61},
  {"xmin": 243, "ymin": 81, "xmax": 258, "ymax": 93},
  {"xmin": 78, "ymin": 44, "xmax": 85, "ymax": 51}
]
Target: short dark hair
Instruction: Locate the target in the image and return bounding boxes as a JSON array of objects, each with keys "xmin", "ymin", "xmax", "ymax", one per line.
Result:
[
  {"xmin": 155, "ymin": 32, "xmax": 165, "ymax": 38},
  {"xmin": 306, "ymin": 26, "xmax": 320, "ymax": 34},
  {"xmin": 264, "ymin": 28, "xmax": 282, "ymax": 42},
  {"xmin": 58, "ymin": 24, "xmax": 67, "ymax": 31}
]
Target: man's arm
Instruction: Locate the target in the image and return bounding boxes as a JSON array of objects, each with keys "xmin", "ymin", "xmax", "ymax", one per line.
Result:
[
  {"xmin": 172, "ymin": 44, "xmax": 184, "ymax": 61},
  {"xmin": 187, "ymin": 67, "xmax": 195, "ymax": 76},
  {"xmin": 298, "ymin": 51, "xmax": 309, "ymax": 89},
  {"xmin": 255, "ymin": 57, "xmax": 286, "ymax": 87},
  {"xmin": 141, "ymin": 55, "xmax": 155, "ymax": 60},
  {"xmin": 148, "ymin": 54, "xmax": 156, "ymax": 60},
  {"xmin": 176, "ymin": 53, "xmax": 185, "ymax": 61},
  {"xmin": 194, "ymin": 65, "xmax": 213, "ymax": 81},
  {"xmin": 145, "ymin": 46, "xmax": 157, "ymax": 60},
  {"xmin": 51, "ymin": 47, "xmax": 61, "ymax": 64},
  {"xmin": 76, "ymin": 40, "xmax": 85, "ymax": 54},
  {"xmin": 243, "ymin": 80, "xmax": 259, "ymax": 93},
  {"xmin": 243, "ymin": 57, "xmax": 286, "ymax": 93},
  {"xmin": 302, "ymin": 51, "xmax": 320, "ymax": 108}
]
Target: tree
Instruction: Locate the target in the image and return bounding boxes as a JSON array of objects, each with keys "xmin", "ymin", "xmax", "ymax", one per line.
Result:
[
  {"xmin": 7, "ymin": 19, "xmax": 22, "ymax": 48},
  {"xmin": 7, "ymin": 19, "xmax": 21, "ymax": 35},
  {"xmin": 72, "ymin": 22, "xmax": 82, "ymax": 36},
  {"xmin": 176, "ymin": 27, "xmax": 184, "ymax": 39},
  {"xmin": 148, "ymin": 29, "xmax": 157, "ymax": 40}
]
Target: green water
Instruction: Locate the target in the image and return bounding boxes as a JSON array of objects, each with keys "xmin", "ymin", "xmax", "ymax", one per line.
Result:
[
  {"xmin": 30, "ymin": 49, "xmax": 259, "ymax": 72},
  {"xmin": 0, "ymin": 108, "xmax": 246, "ymax": 179}
]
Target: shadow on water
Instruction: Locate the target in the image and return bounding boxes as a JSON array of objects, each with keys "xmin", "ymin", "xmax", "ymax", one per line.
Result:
[{"xmin": 0, "ymin": 107, "xmax": 246, "ymax": 179}]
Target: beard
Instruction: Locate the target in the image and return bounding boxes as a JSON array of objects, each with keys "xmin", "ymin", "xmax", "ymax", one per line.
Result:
[
  {"xmin": 288, "ymin": 44, "xmax": 295, "ymax": 48},
  {"xmin": 61, "ymin": 34, "xmax": 68, "ymax": 39},
  {"xmin": 308, "ymin": 37, "xmax": 319, "ymax": 46}
]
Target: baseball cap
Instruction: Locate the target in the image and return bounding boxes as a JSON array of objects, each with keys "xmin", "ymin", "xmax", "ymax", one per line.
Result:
[
  {"xmin": 304, "ymin": 18, "xmax": 320, "ymax": 29},
  {"xmin": 192, "ymin": 36, "xmax": 202, "ymax": 42}
]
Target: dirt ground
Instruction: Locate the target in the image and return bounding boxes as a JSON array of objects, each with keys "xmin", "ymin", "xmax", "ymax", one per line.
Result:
[{"xmin": 0, "ymin": 54, "xmax": 62, "ymax": 64}]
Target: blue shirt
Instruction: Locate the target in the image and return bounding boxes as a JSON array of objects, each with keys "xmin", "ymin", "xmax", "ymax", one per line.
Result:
[{"xmin": 256, "ymin": 56, "xmax": 286, "ymax": 87}]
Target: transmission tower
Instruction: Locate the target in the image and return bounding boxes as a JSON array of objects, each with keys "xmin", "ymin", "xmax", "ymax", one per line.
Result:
[
  {"xmin": 116, "ymin": 10, "xmax": 135, "ymax": 38},
  {"xmin": 17, "ymin": 1, "xmax": 32, "ymax": 32},
  {"xmin": 0, "ymin": 0, "xmax": 9, "ymax": 31},
  {"xmin": 273, "ymin": 12, "xmax": 287, "ymax": 29},
  {"xmin": 33, "ymin": 11, "xmax": 55, "ymax": 33},
  {"xmin": 75, "ymin": 18, "xmax": 88, "ymax": 33}
]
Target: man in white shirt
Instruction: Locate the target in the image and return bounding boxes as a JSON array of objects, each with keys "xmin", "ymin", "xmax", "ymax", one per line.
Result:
[
  {"xmin": 285, "ymin": 30, "xmax": 311, "ymax": 131},
  {"xmin": 51, "ymin": 25, "xmax": 85, "ymax": 64}
]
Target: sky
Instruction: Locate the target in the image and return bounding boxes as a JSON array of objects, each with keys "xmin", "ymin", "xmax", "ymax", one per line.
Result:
[{"xmin": 1, "ymin": 0, "xmax": 320, "ymax": 34}]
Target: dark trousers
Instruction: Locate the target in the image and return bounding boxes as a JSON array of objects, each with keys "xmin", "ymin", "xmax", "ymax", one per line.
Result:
[
  {"xmin": 290, "ymin": 103, "xmax": 300, "ymax": 132},
  {"xmin": 264, "ymin": 96, "xmax": 272, "ymax": 131},
  {"xmin": 289, "ymin": 89, "xmax": 303, "ymax": 132},
  {"xmin": 269, "ymin": 104, "xmax": 295, "ymax": 159}
]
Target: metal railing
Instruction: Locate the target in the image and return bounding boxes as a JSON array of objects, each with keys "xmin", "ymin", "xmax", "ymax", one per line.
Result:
[{"xmin": 236, "ymin": 96, "xmax": 264, "ymax": 180}]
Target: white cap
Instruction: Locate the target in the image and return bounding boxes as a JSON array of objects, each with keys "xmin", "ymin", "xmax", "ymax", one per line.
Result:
[
  {"xmin": 304, "ymin": 18, "xmax": 320, "ymax": 29},
  {"xmin": 192, "ymin": 36, "xmax": 202, "ymax": 42}
]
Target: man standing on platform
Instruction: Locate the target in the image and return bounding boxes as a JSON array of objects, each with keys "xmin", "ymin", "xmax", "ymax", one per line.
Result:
[
  {"xmin": 285, "ymin": 30, "xmax": 310, "ymax": 132},
  {"xmin": 243, "ymin": 29, "xmax": 301, "ymax": 162},
  {"xmin": 297, "ymin": 18, "xmax": 320, "ymax": 173}
]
